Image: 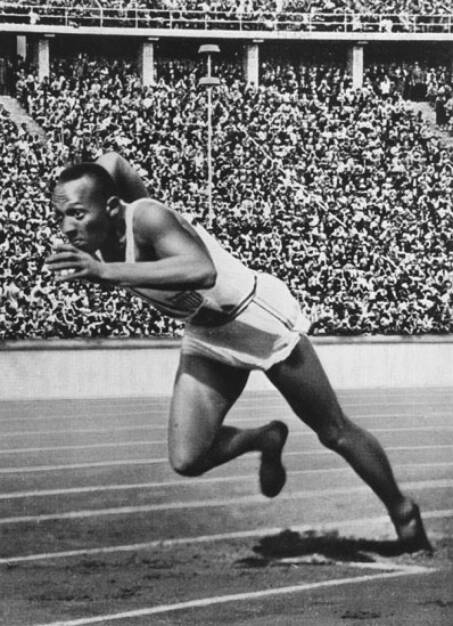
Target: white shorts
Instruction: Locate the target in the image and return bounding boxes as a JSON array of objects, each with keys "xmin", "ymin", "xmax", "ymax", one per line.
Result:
[{"xmin": 181, "ymin": 273, "xmax": 310, "ymax": 371}]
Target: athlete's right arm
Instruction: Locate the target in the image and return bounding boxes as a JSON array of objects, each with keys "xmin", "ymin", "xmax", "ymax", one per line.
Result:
[
  {"xmin": 46, "ymin": 201, "xmax": 217, "ymax": 291},
  {"xmin": 96, "ymin": 152, "xmax": 149, "ymax": 203}
]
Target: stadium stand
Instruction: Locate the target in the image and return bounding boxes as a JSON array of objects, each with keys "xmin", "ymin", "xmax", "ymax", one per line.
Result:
[
  {"xmin": 366, "ymin": 61, "xmax": 453, "ymax": 126},
  {"xmin": 0, "ymin": 2, "xmax": 451, "ymax": 33},
  {"xmin": 0, "ymin": 47, "xmax": 451, "ymax": 339}
]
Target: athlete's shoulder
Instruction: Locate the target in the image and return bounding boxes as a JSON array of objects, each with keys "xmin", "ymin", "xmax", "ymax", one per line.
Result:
[
  {"xmin": 132, "ymin": 197, "xmax": 173, "ymax": 221},
  {"xmin": 130, "ymin": 199, "xmax": 183, "ymax": 241}
]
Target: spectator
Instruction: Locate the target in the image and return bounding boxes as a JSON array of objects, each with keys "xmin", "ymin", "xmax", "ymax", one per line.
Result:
[{"xmin": 0, "ymin": 1, "xmax": 451, "ymax": 33}]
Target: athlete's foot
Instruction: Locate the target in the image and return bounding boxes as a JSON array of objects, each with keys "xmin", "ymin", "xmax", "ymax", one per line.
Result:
[
  {"xmin": 391, "ymin": 499, "xmax": 433, "ymax": 553},
  {"xmin": 259, "ymin": 421, "xmax": 289, "ymax": 498}
]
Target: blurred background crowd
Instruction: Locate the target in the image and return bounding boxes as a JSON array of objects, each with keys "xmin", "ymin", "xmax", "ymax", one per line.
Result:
[{"xmin": 0, "ymin": 41, "xmax": 451, "ymax": 340}]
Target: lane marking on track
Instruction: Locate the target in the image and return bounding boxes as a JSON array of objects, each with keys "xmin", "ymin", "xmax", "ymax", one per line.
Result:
[
  {"xmin": 0, "ymin": 480, "xmax": 451, "ymax": 525},
  {"xmin": 2, "ymin": 426, "xmax": 452, "ymax": 455},
  {"xmin": 32, "ymin": 565, "xmax": 436, "ymax": 626},
  {"xmin": 1, "ymin": 418, "xmax": 452, "ymax": 439},
  {"xmin": 1, "ymin": 394, "xmax": 450, "ymax": 413},
  {"xmin": 0, "ymin": 390, "xmax": 451, "ymax": 413},
  {"xmin": 1, "ymin": 509, "xmax": 451, "ymax": 564},
  {"xmin": 285, "ymin": 444, "xmax": 453, "ymax": 456},
  {"xmin": 0, "ymin": 425, "xmax": 161, "ymax": 438},
  {"xmin": 1, "ymin": 388, "xmax": 450, "ymax": 404},
  {"xmin": 0, "ymin": 409, "xmax": 162, "ymax": 423},
  {"xmin": 1, "ymin": 461, "xmax": 453, "ymax": 500},
  {"xmin": 224, "ymin": 414, "xmax": 453, "ymax": 425},
  {"xmin": 0, "ymin": 401, "xmax": 451, "ymax": 423},
  {"xmin": 0, "ymin": 440, "xmax": 165, "ymax": 454},
  {"xmin": 1, "ymin": 444, "xmax": 453, "ymax": 474},
  {"xmin": 0, "ymin": 458, "xmax": 167, "ymax": 474}
]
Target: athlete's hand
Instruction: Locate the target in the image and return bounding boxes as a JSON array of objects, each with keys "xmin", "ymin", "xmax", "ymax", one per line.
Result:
[{"xmin": 45, "ymin": 244, "xmax": 105, "ymax": 283}]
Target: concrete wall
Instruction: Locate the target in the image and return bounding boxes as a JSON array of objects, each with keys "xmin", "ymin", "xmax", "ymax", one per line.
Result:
[
  {"xmin": 347, "ymin": 43, "xmax": 364, "ymax": 89},
  {"xmin": 1, "ymin": 337, "xmax": 452, "ymax": 400},
  {"xmin": 243, "ymin": 42, "xmax": 260, "ymax": 85},
  {"xmin": 1, "ymin": 24, "xmax": 452, "ymax": 42},
  {"xmin": 138, "ymin": 38, "xmax": 157, "ymax": 86}
]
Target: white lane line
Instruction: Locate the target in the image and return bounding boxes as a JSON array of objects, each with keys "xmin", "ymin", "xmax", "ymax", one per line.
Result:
[
  {"xmin": 2, "ymin": 509, "xmax": 451, "ymax": 565},
  {"xmin": 2, "ymin": 388, "xmax": 450, "ymax": 404},
  {"xmin": 1, "ymin": 395, "xmax": 450, "ymax": 407},
  {"xmin": 0, "ymin": 410, "xmax": 161, "ymax": 423},
  {"xmin": 0, "ymin": 425, "xmax": 162, "ymax": 438},
  {"xmin": 286, "ymin": 444, "xmax": 453, "ymax": 457},
  {"xmin": 2, "ymin": 392, "xmax": 451, "ymax": 408},
  {"xmin": 0, "ymin": 401, "xmax": 451, "ymax": 423},
  {"xmin": 2, "ymin": 444, "xmax": 453, "ymax": 474},
  {"xmin": 0, "ymin": 458, "xmax": 168, "ymax": 474},
  {"xmin": 1, "ymin": 395, "xmax": 450, "ymax": 414},
  {"xmin": 1, "ymin": 461, "xmax": 452, "ymax": 500},
  {"xmin": 2, "ymin": 418, "xmax": 452, "ymax": 439},
  {"xmin": 226, "ymin": 414, "xmax": 453, "ymax": 424},
  {"xmin": 0, "ymin": 479, "xmax": 451, "ymax": 525},
  {"xmin": 0, "ymin": 440, "xmax": 165, "ymax": 454},
  {"xmin": 32, "ymin": 566, "xmax": 436, "ymax": 626},
  {"xmin": 2, "ymin": 426, "xmax": 452, "ymax": 455}
]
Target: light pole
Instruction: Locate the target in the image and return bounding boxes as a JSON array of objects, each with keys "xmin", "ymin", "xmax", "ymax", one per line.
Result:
[{"xmin": 198, "ymin": 44, "xmax": 220, "ymax": 221}]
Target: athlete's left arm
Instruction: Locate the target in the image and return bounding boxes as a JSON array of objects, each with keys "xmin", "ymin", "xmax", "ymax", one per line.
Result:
[
  {"xmin": 46, "ymin": 202, "xmax": 217, "ymax": 291},
  {"xmin": 95, "ymin": 152, "xmax": 150, "ymax": 203}
]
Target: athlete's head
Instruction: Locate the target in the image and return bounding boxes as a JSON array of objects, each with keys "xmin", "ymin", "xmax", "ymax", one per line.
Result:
[{"xmin": 53, "ymin": 163, "xmax": 120, "ymax": 253}]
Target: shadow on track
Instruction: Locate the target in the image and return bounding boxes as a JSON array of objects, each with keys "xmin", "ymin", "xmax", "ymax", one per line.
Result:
[{"xmin": 235, "ymin": 529, "xmax": 432, "ymax": 568}]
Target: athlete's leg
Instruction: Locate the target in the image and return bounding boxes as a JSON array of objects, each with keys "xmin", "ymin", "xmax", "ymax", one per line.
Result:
[
  {"xmin": 168, "ymin": 353, "xmax": 287, "ymax": 496},
  {"xmin": 266, "ymin": 335, "xmax": 432, "ymax": 551}
]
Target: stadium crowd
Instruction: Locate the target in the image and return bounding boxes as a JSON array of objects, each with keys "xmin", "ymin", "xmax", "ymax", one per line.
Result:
[
  {"xmin": 0, "ymin": 101, "xmax": 181, "ymax": 339},
  {"xmin": 0, "ymin": 1, "xmax": 451, "ymax": 33},
  {"xmin": 6, "ymin": 0, "xmax": 453, "ymax": 11},
  {"xmin": 366, "ymin": 61, "xmax": 453, "ymax": 126},
  {"xmin": 0, "ymin": 50, "xmax": 450, "ymax": 340}
]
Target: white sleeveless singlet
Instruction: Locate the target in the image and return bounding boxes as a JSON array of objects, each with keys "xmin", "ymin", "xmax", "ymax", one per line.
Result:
[{"xmin": 123, "ymin": 200, "xmax": 257, "ymax": 323}]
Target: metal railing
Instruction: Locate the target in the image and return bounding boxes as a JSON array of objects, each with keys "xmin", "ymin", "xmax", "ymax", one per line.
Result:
[{"xmin": 0, "ymin": 4, "xmax": 451, "ymax": 33}]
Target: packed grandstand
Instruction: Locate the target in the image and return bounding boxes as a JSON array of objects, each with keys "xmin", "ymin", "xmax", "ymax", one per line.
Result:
[
  {"xmin": 0, "ymin": 1, "xmax": 452, "ymax": 33},
  {"xmin": 3, "ymin": 1, "xmax": 453, "ymax": 15},
  {"xmin": 0, "ymin": 12, "xmax": 452, "ymax": 340}
]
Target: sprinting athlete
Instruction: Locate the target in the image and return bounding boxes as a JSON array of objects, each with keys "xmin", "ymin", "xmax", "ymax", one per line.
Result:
[{"xmin": 45, "ymin": 152, "xmax": 432, "ymax": 552}]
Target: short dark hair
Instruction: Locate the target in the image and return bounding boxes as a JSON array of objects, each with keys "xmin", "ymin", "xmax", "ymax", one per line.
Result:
[{"xmin": 55, "ymin": 162, "xmax": 118, "ymax": 202}]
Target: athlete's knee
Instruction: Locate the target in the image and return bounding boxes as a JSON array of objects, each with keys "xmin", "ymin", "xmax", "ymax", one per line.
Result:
[
  {"xmin": 317, "ymin": 413, "xmax": 351, "ymax": 451},
  {"xmin": 169, "ymin": 450, "xmax": 206, "ymax": 477},
  {"xmin": 318, "ymin": 427, "xmax": 345, "ymax": 451}
]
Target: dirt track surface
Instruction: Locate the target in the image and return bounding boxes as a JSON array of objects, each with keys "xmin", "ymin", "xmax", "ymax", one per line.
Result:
[{"xmin": 0, "ymin": 388, "xmax": 452, "ymax": 625}]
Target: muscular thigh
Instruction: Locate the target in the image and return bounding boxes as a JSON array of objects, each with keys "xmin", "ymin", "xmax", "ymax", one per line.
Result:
[
  {"xmin": 168, "ymin": 353, "xmax": 249, "ymax": 465},
  {"xmin": 266, "ymin": 335, "xmax": 345, "ymax": 436}
]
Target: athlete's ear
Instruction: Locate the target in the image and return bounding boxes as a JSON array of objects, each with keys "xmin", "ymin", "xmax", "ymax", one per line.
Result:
[{"xmin": 105, "ymin": 196, "xmax": 121, "ymax": 218}]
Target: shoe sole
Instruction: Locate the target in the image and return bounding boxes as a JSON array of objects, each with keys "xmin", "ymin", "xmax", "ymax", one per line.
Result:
[{"xmin": 259, "ymin": 421, "xmax": 289, "ymax": 498}]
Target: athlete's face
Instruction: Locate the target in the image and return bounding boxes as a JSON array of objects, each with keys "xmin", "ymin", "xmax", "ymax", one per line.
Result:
[{"xmin": 53, "ymin": 176, "xmax": 113, "ymax": 253}]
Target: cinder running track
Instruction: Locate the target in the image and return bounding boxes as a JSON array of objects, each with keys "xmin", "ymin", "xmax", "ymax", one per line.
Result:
[{"xmin": 0, "ymin": 387, "xmax": 452, "ymax": 626}]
